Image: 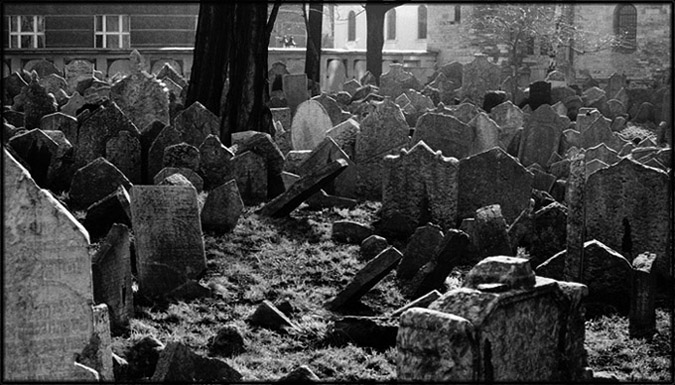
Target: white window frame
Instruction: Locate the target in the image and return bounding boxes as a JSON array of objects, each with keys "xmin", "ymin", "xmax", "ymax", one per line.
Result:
[
  {"xmin": 8, "ymin": 15, "xmax": 45, "ymax": 48},
  {"xmin": 94, "ymin": 15, "xmax": 130, "ymax": 49}
]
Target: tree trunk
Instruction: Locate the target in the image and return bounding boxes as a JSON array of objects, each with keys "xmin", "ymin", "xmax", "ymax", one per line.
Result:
[
  {"xmin": 185, "ymin": 3, "xmax": 234, "ymax": 116},
  {"xmin": 304, "ymin": 2, "xmax": 323, "ymax": 90},
  {"xmin": 365, "ymin": 4, "xmax": 391, "ymax": 86}
]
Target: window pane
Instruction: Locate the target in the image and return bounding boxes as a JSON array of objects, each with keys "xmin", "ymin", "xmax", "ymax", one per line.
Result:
[
  {"xmin": 95, "ymin": 15, "xmax": 103, "ymax": 31},
  {"xmin": 36, "ymin": 16, "xmax": 44, "ymax": 32},
  {"xmin": 122, "ymin": 34, "xmax": 130, "ymax": 48},
  {"xmin": 37, "ymin": 34, "xmax": 44, "ymax": 48},
  {"xmin": 21, "ymin": 35, "xmax": 31, "ymax": 48},
  {"xmin": 122, "ymin": 15, "xmax": 130, "ymax": 32},
  {"xmin": 10, "ymin": 35, "xmax": 18, "ymax": 48},
  {"xmin": 108, "ymin": 35, "xmax": 119, "ymax": 48},
  {"xmin": 95, "ymin": 34, "xmax": 103, "ymax": 48},
  {"xmin": 21, "ymin": 16, "xmax": 33, "ymax": 32},
  {"xmin": 107, "ymin": 16, "xmax": 119, "ymax": 32},
  {"xmin": 10, "ymin": 16, "xmax": 18, "ymax": 32}
]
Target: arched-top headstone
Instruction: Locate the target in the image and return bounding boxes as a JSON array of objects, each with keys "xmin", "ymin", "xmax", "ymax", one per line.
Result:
[{"xmin": 290, "ymin": 99, "xmax": 333, "ymax": 151}]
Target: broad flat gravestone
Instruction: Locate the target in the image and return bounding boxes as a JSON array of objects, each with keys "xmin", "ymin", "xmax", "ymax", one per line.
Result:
[
  {"xmin": 201, "ymin": 179, "xmax": 244, "ymax": 234},
  {"xmin": 68, "ymin": 157, "xmax": 133, "ymax": 210},
  {"xmin": 585, "ymin": 158, "xmax": 670, "ymax": 270},
  {"xmin": 412, "ymin": 112, "xmax": 473, "ymax": 159},
  {"xmin": 130, "ymin": 185, "xmax": 206, "ymax": 297},
  {"xmin": 110, "ymin": 70, "xmax": 170, "ymax": 129},
  {"xmin": 355, "ymin": 98, "xmax": 410, "ymax": 199},
  {"xmin": 92, "ymin": 224, "xmax": 133, "ymax": 330},
  {"xmin": 283, "ymin": 73, "xmax": 309, "ymax": 115},
  {"xmin": 231, "ymin": 151, "xmax": 268, "ymax": 205},
  {"xmin": 458, "ymin": 147, "xmax": 533, "ymax": 224},
  {"xmin": 291, "ymin": 99, "xmax": 333, "ymax": 151},
  {"xmin": 461, "ymin": 54, "xmax": 501, "ymax": 107},
  {"xmin": 382, "ymin": 141, "xmax": 459, "ymax": 231},
  {"xmin": 518, "ymin": 104, "xmax": 570, "ymax": 168},
  {"xmin": 489, "ymin": 101, "xmax": 524, "ymax": 150},
  {"xmin": 4, "ymin": 148, "xmax": 97, "ymax": 381},
  {"xmin": 105, "ymin": 130, "xmax": 142, "ymax": 183}
]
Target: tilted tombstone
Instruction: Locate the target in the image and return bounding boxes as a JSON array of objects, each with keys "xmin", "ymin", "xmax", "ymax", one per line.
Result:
[
  {"xmin": 397, "ymin": 224, "xmax": 445, "ymax": 282},
  {"xmin": 481, "ymin": 90, "xmax": 507, "ymax": 113},
  {"xmin": 529, "ymin": 202, "xmax": 568, "ymax": 268},
  {"xmin": 458, "ymin": 147, "xmax": 533, "ymax": 224},
  {"xmin": 25, "ymin": 59, "xmax": 62, "ymax": 78},
  {"xmin": 231, "ymin": 150, "xmax": 268, "ymax": 205},
  {"xmin": 552, "ymin": 101, "xmax": 568, "ymax": 117},
  {"xmin": 412, "ymin": 112, "xmax": 472, "ymax": 159},
  {"xmin": 326, "ymin": 118, "xmax": 360, "ymax": 160},
  {"xmin": 139, "ymin": 120, "xmax": 166, "ymax": 182},
  {"xmin": 83, "ymin": 186, "xmax": 132, "ymax": 241},
  {"xmin": 295, "ymin": 136, "xmax": 357, "ymax": 198},
  {"xmin": 467, "ymin": 112, "xmax": 501, "ymax": 156},
  {"xmin": 290, "ymin": 99, "xmax": 333, "ymax": 151},
  {"xmin": 380, "ymin": 63, "xmax": 421, "ymax": 99},
  {"xmin": 201, "ymin": 179, "xmax": 244, "ymax": 233},
  {"xmin": 489, "ymin": 101, "xmax": 524, "ymax": 151},
  {"xmin": 582, "ymin": 86, "xmax": 606, "ymax": 107},
  {"xmin": 110, "ymin": 71, "xmax": 170, "ymax": 130},
  {"xmin": 4, "ymin": 148, "xmax": 104, "ymax": 381},
  {"xmin": 163, "ymin": 142, "xmax": 200, "ymax": 172},
  {"xmin": 199, "ymin": 134, "xmax": 235, "ymax": 190},
  {"xmin": 92, "ymin": 224, "xmax": 133, "ymax": 330},
  {"xmin": 270, "ymin": 107, "xmax": 292, "ymax": 132},
  {"xmin": 156, "ymin": 62, "xmax": 188, "ymax": 88},
  {"xmin": 452, "ymin": 102, "xmax": 480, "ymax": 124},
  {"xmin": 68, "ymin": 156, "xmax": 132, "ymax": 210},
  {"xmin": 65, "ymin": 59, "xmax": 95, "ymax": 94},
  {"xmin": 282, "ymin": 73, "xmax": 309, "ymax": 115},
  {"xmin": 130, "ymin": 185, "xmax": 206, "ymax": 297},
  {"xmin": 382, "ymin": 141, "xmax": 459, "ymax": 231},
  {"xmin": 13, "ymin": 74, "xmax": 58, "ymax": 129},
  {"xmin": 580, "ymin": 116, "xmax": 623, "ymax": 151},
  {"xmin": 40, "ymin": 112, "xmax": 78, "ymax": 146},
  {"xmin": 398, "ymin": 256, "xmax": 589, "ymax": 382},
  {"xmin": 342, "ymin": 78, "xmax": 362, "ymax": 97},
  {"xmin": 39, "ymin": 73, "xmax": 69, "ymax": 106},
  {"xmin": 606, "ymin": 99, "xmax": 626, "ymax": 120},
  {"xmin": 427, "ymin": 72, "xmax": 457, "ymax": 105},
  {"xmin": 528, "ymin": 81, "xmax": 552, "ymax": 111},
  {"xmin": 355, "ymin": 97, "xmax": 410, "ymax": 199},
  {"xmin": 61, "ymin": 91, "xmax": 86, "ymax": 117},
  {"xmin": 311, "ymin": 93, "xmax": 351, "ymax": 127},
  {"xmin": 518, "ymin": 104, "xmax": 570, "ymax": 168},
  {"xmin": 8, "ymin": 128, "xmax": 67, "ymax": 190},
  {"xmin": 231, "ymin": 130, "xmax": 286, "ymax": 200},
  {"xmin": 472, "ymin": 204, "xmax": 513, "ymax": 260},
  {"xmin": 461, "ymin": 54, "xmax": 501, "ymax": 107},
  {"xmin": 438, "ymin": 61, "xmax": 463, "ymax": 90},
  {"xmin": 105, "ymin": 130, "xmax": 142, "ymax": 184},
  {"xmin": 153, "ymin": 167, "xmax": 203, "ymax": 192}
]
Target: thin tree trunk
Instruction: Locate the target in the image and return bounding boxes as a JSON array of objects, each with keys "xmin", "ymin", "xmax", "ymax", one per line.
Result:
[
  {"xmin": 365, "ymin": 4, "xmax": 390, "ymax": 85},
  {"xmin": 304, "ymin": 2, "xmax": 323, "ymax": 90}
]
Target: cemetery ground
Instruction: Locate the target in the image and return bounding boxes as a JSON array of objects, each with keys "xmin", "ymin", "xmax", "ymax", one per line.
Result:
[{"xmin": 82, "ymin": 201, "xmax": 674, "ymax": 382}]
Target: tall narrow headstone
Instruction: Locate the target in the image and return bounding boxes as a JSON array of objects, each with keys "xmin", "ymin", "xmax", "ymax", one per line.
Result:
[
  {"xmin": 231, "ymin": 151, "xmax": 268, "ymax": 205},
  {"xmin": 283, "ymin": 74, "xmax": 309, "ymax": 115},
  {"xmin": 564, "ymin": 150, "xmax": 585, "ymax": 282},
  {"xmin": 629, "ymin": 253, "xmax": 657, "ymax": 339},
  {"xmin": 105, "ymin": 130, "xmax": 142, "ymax": 183}
]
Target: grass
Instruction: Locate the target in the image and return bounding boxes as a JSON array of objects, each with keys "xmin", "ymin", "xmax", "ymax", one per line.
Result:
[{"xmin": 105, "ymin": 201, "xmax": 672, "ymax": 382}]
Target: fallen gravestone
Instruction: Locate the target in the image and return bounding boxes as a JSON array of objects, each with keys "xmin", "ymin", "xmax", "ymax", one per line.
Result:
[
  {"xmin": 151, "ymin": 342, "xmax": 242, "ymax": 382},
  {"xmin": 332, "ymin": 220, "xmax": 374, "ymax": 244}
]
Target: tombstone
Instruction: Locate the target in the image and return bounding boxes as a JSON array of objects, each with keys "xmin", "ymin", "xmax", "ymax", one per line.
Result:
[
  {"xmin": 68, "ymin": 157, "xmax": 133, "ymax": 210},
  {"xmin": 551, "ymin": 101, "xmax": 568, "ymax": 118},
  {"xmin": 295, "ymin": 136, "xmax": 357, "ymax": 198},
  {"xmin": 282, "ymin": 73, "xmax": 309, "ymax": 115},
  {"xmin": 518, "ymin": 104, "xmax": 570, "ymax": 168},
  {"xmin": 272, "ymin": 120, "xmax": 292, "ymax": 156},
  {"xmin": 582, "ymin": 86, "xmax": 606, "ymax": 107},
  {"xmin": 563, "ymin": 150, "xmax": 585, "ymax": 281},
  {"xmin": 201, "ymin": 180, "xmax": 244, "ymax": 234},
  {"xmin": 580, "ymin": 117, "xmax": 623, "ymax": 151},
  {"xmin": 4, "ymin": 148, "xmax": 102, "ymax": 381},
  {"xmin": 342, "ymin": 78, "xmax": 362, "ymax": 97},
  {"xmin": 458, "ymin": 147, "xmax": 533, "ymax": 224},
  {"xmin": 13, "ymin": 75, "xmax": 58, "ymax": 129},
  {"xmin": 528, "ymin": 81, "xmax": 552, "ymax": 111},
  {"xmin": 326, "ymin": 118, "xmax": 360, "ymax": 160},
  {"xmin": 153, "ymin": 167, "xmax": 204, "ymax": 192},
  {"xmin": 163, "ymin": 142, "xmax": 200, "ymax": 172},
  {"xmin": 428, "ymin": 72, "xmax": 457, "ymax": 105},
  {"xmin": 38, "ymin": 73, "xmax": 69, "ymax": 105},
  {"xmin": 152, "ymin": 342, "xmax": 242, "ymax": 382},
  {"xmin": 605, "ymin": 99, "xmax": 626, "ymax": 121},
  {"xmin": 199, "ymin": 134, "xmax": 234, "ymax": 190},
  {"xmin": 489, "ymin": 101, "xmax": 524, "ymax": 151},
  {"xmin": 290, "ymin": 99, "xmax": 333, "ymax": 151},
  {"xmin": 604, "ymin": 73, "xmax": 627, "ymax": 103},
  {"xmin": 270, "ymin": 107, "xmax": 292, "ymax": 133},
  {"xmin": 65, "ymin": 59, "xmax": 95, "ymax": 94},
  {"xmin": 397, "ymin": 224, "xmax": 445, "ymax": 281},
  {"xmin": 472, "ymin": 205, "xmax": 513, "ymax": 260},
  {"xmin": 138, "ymin": 120, "xmax": 166, "ymax": 182},
  {"xmin": 529, "ymin": 202, "xmax": 568, "ymax": 267},
  {"xmin": 258, "ymin": 159, "xmax": 348, "ymax": 217},
  {"xmin": 461, "ymin": 54, "xmax": 501, "ymax": 106},
  {"xmin": 467, "ymin": 113, "xmax": 500, "ymax": 156},
  {"xmin": 438, "ymin": 61, "xmax": 463, "ymax": 89},
  {"xmin": 92, "ymin": 223, "xmax": 133, "ymax": 330},
  {"xmin": 40, "ymin": 112, "xmax": 78, "ymax": 145},
  {"xmin": 398, "ymin": 256, "xmax": 589, "ymax": 382},
  {"xmin": 633, "ymin": 102, "xmax": 656, "ymax": 124},
  {"xmin": 83, "ymin": 79, "xmax": 112, "ymax": 105},
  {"xmin": 312, "ymin": 93, "xmax": 351, "ymax": 127},
  {"xmin": 355, "ymin": 98, "xmax": 410, "ymax": 200},
  {"xmin": 452, "ymin": 102, "xmax": 480, "ymax": 124},
  {"xmin": 527, "ymin": 164, "xmax": 557, "ymax": 192},
  {"xmin": 130, "ymin": 185, "xmax": 206, "ymax": 297},
  {"xmin": 585, "ymin": 159, "xmax": 609, "ymax": 178},
  {"xmin": 8, "ymin": 128, "xmax": 67, "ymax": 190},
  {"xmin": 382, "ymin": 141, "xmax": 459, "ymax": 231},
  {"xmin": 155, "ymin": 62, "xmax": 187, "ymax": 88},
  {"xmin": 110, "ymin": 70, "xmax": 170, "ymax": 130},
  {"xmin": 380, "ymin": 64, "xmax": 421, "ymax": 99},
  {"xmin": 231, "ymin": 151, "xmax": 268, "ymax": 205},
  {"xmin": 412, "ymin": 112, "xmax": 472, "ymax": 159},
  {"xmin": 629, "ymin": 253, "xmax": 657, "ymax": 339},
  {"xmin": 83, "ymin": 186, "xmax": 132, "ymax": 241},
  {"xmin": 103, "ymin": 130, "xmax": 141, "ymax": 184},
  {"xmin": 61, "ymin": 91, "xmax": 86, "ymax": 117},
  {"xmin": 231, "ymin": 131, "xmax": 286, "ymax": 200},
  {"xmin": 482, "ymin": 90, "xmax": 507, "ymax": 113},
  {"xmin": 585, "ymin": 159, "xmax": 670, "ymax": 269}
]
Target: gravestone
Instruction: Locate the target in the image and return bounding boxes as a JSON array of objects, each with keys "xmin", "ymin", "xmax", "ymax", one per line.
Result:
[
  {"xmin": 312, "ymin": 93, "xmax": 351, "ymax": 126},
  {"xmin": 231, "ymin": 131, "xmax": 286, "ymax": 200},
  {"xmin": 326, "ymin": 118, "xmax": 360, "ymax": 160},
  {"xmin": 606, "ymin": 99, "xmax": 626, "ymax": 120},
  {"xmin": 156, "ymin": 62, "xmax": 188, "ymax": 88},
  {"xmin": 585, "ymin": 159, "xmax": 609, "ymax": 177},
  {"xmin": 282, "ymin": 73, "xmax": 309, "ymax": 115},
  {"xmin": 399, "ymin": 257, "xmax": 589, "ymax": 382},
  {"xmin": 92, "ymin": 224, "xmax": 133, "ymax": 330},
  {"xmin": 4, "ymin": 148, "xmax": 99, "ymax": 381},
  {"xmin": 411, "ymin": 112, "xmax": 472, "ymax": 159},
  {"xmin": 39, "ymin": 73, "xmax": 69, "ymax": 105},
  {"xmin": 397, "ymin": 224, "xmax": 445, "ymax": 281},
  {"xmin": 528, "ymin": 81, "xmax": 552, "ymax": 111},
  {"xmin": 270, "ymin": 107, "xmax": 292, "ymax": 132},
  {"xmin": 4, "ymin": 109, "xmax": 25, "ymax": 129},
  {"xmin": 518, "ymin": 104, "xmax": 570, "ymax": 168},
  {"xmin": 201, "ymin": 180, "xmax": 244, "ymax": 234},
  {"xmin": 268, "ymin": 61, "xmax": 290, "ymax": 93},
  {"xmin": 355, "ymin": 98, "xmax": 410, "ymax": 199},
  {"xmin": 604, "ymin": 73, "xmax": 626, "ymax": 103},
  {"xmin": 153, "ymin": 167, "xmax": 203, "ymax": 192},
  {"xmin": 382, "ymin": 141, "xmax": 459, "ymax": 231},
  {"xmin": 629, "ymin": 253, "xmax": 657, "ymax": 339},
  {"xmin": 290, "ymin": 99, "xmax": 333, "ymax": 151},
  {"xmin": 461, "ymin": 54, "xmax": 501, "ymax": 106},
  {"xmin": 452, "ymin": 102, "xmax": 480, "ymax": 124},
  {"xmin": 163, "ymin": 142, "xmax": 200, "ymax": 172},
  {"xmin": 585, "ymin": 143, "xmax": 620, "ymax": 166},
  {"xmin": 473, "ymin": 205, "xmax": 513, "ymax": 260},
  {"xmin": 110, "ymin": 69, "xmax": 170, "ymax": 130},
  {"xmin": 13, "ymin": 75, "xmax": 58, "ymax": 129},
  {"xmin": 582, "ymin": 86, "xmax": 606, "ymax": 107},
  {"xmin": 342, "ymin": 78, "xmax": 362, "ymax": 97},
  {"xmin": 272, "ymin": 120, "xmax": 292, "ymax": 156},
  {"xmin": 296, "ymin": 136, "xmax": 357, "ymax": 198},
  {"xmin": 527, "ymin": 164, "xmax": 556, "ymax": 193},
  {"xmin": 40, "ymin": 112, "xmax": 78, "ymax": 145},
  {"xmin": 380, "ymin": 64, "xmax": 421, "ymax": 98},
  {"xmin": 468, "ymin": 112, "xmax": 500, "ymax": 156},
  {"xmin": 83, "ymin": 186, "xmax": 131, "ymax": 241},
  {"xmin": 61, "ymin": 91, "xmax": 86, "ymax": 117},
  {"xmin": 68, "ymin": 157, "xmax": 133, "ymax": 210},
  {"xmin": 428, "ymin": 72, "xmax": 457, "ymax": 105},
  {"xmin": 438, "ymin": 61, "xmax": 463, "ymax": 89},
  {"xmin": 8, "ymin": 128, "xmax": 67, "ymax": 190},
  {"xmin": 231, "ymin": 151, "xmax": 268, "ymax": 205},
  {"xmin": 585, "ymin": 158, "xmax": 670, "ymax": 271},
  {"xmin": 65, "ymin": 59, "xmax": 94, "ymax": 94},
  {"xmin": 130, "ymin": 185, "xmax": 206, "ymax": 297},
  {"xmin": 199, "ymin": 134, "xmax": 234, "ymax": 190},
  {"xmin": 105, "ymin": 130, "xmax": 141, "ymax": 184},
  {"xmin": 489, "ymin": 101, "xmax": 524, "ymax": 151},
  {"xmin": 458, "ymin": 147, "xmax": 533, "ymax": 224},
  {"xmin": 25, "ymin": 59, "xmax": 62, "ymax": 78},
  {"xmin": 580, "ymin": 116, "xmax": 623, "ymax": 151},
  {"xmin": 152, "ymin": 342, "xmax": 242, "ymax": 382},
  {"xmin": 482, "ymin": 90, "xmax": 507, "ymax": 113},
  {"xmin": 529, "ymin": 202, "xmax": 568, "ymax": 267}
]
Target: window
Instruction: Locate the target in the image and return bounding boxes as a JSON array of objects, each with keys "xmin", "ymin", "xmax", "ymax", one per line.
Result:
[
  {"xmin": 8, "ymin": 16, "xmax": 45, "ymax": 48},
  {"xmin": 614, "ymin": 4, "xmax": 637, "ymax": 51},
  {"xmin": 95, "ymin": 15, "xmax": 130, "ymax": 48},
  {"xmin": 418, "ymin": 5, "xmax": 427, "ymax": 39},
  {"xmin": 386, "ymin": 9, "xmax": 396, "ymax": 40},
  {"xmin": 347, "ymin": 10, "xmax": 356, "ymax": 41}
]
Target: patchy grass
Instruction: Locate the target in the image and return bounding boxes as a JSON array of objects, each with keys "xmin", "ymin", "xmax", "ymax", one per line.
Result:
[{"xmin": 111, "ymin": 201, "xmax": 672, "ymax": 382}]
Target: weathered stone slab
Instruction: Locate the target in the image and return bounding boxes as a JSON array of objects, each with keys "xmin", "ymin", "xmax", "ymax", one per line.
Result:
[
  {"xmin": 629, "ymin": 252, "xmax": 657, "ymax": 339},
  {"xmin": 61, "ymin": 91, "xmax": 85, "ymax": 117},
  {"xmin": 199, "ymin": 134, "xmax": 234, "ymax": 190},
  {"xmin": 461, "ymin": 54, "xmax": 501, "ymax": 106},
  {"xmin": 201, "ymin": 180, "xmax": 244, "ymax": 234},
  {"xmin": 163, "ymin": 142, "xmax": 200, "ymax": 171},
  {"xmin": 326, "ymin": 246, "xmax": 403, "ymax": 310},
  {"xmin": 296, "ymin": 136, "xmax": 357, "ymax": 198},
  {"xmin": 382, "ymin": 141, "xmax": 459, "ymax": 231},
  {"xmin": 528, "ymin": 81, "xmax": 552, "ymax": 111},
  {"xmin": 360, "ymin": 235, "xmax": 389, "ymax": 262},
  {"xmin": 473, "ymin": 205, "xmax": 513, "ymax": 260},
  {"xmin": 290, "ymin": 99, "xmax": 333, "ymax": 151},
  {"xmin": 326, "ymin": 118, "xmax": 360, "ymax": 160},
  {"xmin": 248, "ymin": 300, "xmax": 300, "ymax": 332},
  {"xmin": 380, "ymin": 63, "xmax": 420, "ymax": 98},
  {"xmin": 40, "ymin": 112, "xmax": 78, "ymax": 145},
  {"xmin": 332, "ymin": 220, "xmax": 374, "ymax": 244},
  {"xmin": 529, "ymin": 202, "xmax": 567, "ymax": 268},
  {"xmin": 65, "ymin": 59, "xmax": 94, "ymax": 94},
  {"xmin": 390, "ymin": 290, "xmax": 442, "ymax": 317},
  {"xmin": 13, "ymin": 74, "xmax": 58, "ymax": 129},
  {"xmin": 518, "ymin": 104, "xmax": 570, "ymax": 168},
  {"xmin": 231, "ymin": 130, "xmax": 286, "ymax": 200},
  {"xmin": 130, "ymin": 185, "xmax": 206, "ymax": 297},
  {"xmin": 312, "ymin": 93, "xmax": 351, "ymax": 126},
  {"xmin": 282, "ymin": 73, "xmax": 309, "ymax": 114},
  {"xmin": 8, "ymin": 128, "xmax": 72, "ymax": 191},
  {"xmin": 83, "ymin": 186, "xmax": 132, "ymax": 241},
  {"xmin": 110, "ymin": 70, "xmax": 170, "ymax": 129},
  {"xmin": 270, "ymin": 107, "xmax": 292, "ymax": 133},
  {"xmin": 153, "ymin": 167, "xmax": 203, "ymax": 192},
  {"xmin": 68, "ymin": 157, "xmax": 133, "ymax": 210},
  {"xmin": 105, "ymin": 130, "xmax": 141, "ymax": 184},
  {"xmin": 151, "ymin": 342, "xmax": 242, "ymax": 382},
  {"xmin": 412, "ymin": 112, "xmax": 473, "ymax": 159},
  {"xmin": 489, "ymin": 101, "xmax": 525, "ymax": 151},
  {"xmin": 231, "ymin": 150, "xmax": 268, "ymax": 205},
  {"xmin": 397, "ymin": 224, "xmax": 445, "ymax": 281},
  {"xmin": 468, "ymin": 112, "xmax": 500, "ymax": 156}
]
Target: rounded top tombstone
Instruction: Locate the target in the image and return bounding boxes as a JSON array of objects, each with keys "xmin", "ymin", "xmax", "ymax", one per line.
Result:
[{"xmin": 290, "ymin": 100, "xmax": 333, "ymax": 151}]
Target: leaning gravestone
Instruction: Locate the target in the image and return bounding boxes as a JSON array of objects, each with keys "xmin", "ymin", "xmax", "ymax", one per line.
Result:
[
  {"xmin": 461, "ymin": 54, "xmax": 501, "ymax": 107},
  {"xmin": 604, "ymin": 72, "xmax": 626, "ymax": 103},
  {"xmin": 201, "ymin": 179, "xmax": 244, "ymax": 233},
  {"xmin": 83, "ymin": 186, "xmax": 132, "ymax": 241},
  {"xmin": 283, "ymin": 73, "xmax": 309, "ymax": 115},
  {"xmin": 61, "ymin": 91, "xmax": 86, "ymax": 117},
  {"xmin": 163, "ymin": 142, "xmax": 200, "ymax": 172},
  {"xmin": 397, "ymin": 224, "xmax": 445, "ymax": 282},
  {"xmin": 39, "ymin": 73, "xmax": 69, "ymax": 105},
  {"xmin": 382, "ymin": 141, "xmax": 459, "ymax": 231},
  {"xmin": 457, "ymin": 147, "xmax": 533, "ymax": 224},
  {"xmin": 290, "ymin": 99, "xmax": 333, "ymax": 151},
  {"xmin": 411, "ymin": 112, "xmax": 473, "ymax": 159},
  {"xmin": 472, "ymin": 204, "xmax": 513, "ymax": 260},
  {"xmin": 518, "ymin": 104, "xmax": 570, "ymax": 168},
  {"xmin": 312, "ymin": 93, "xmax": 351, "ymax": 127},
  {"xmin": 199, "ymin": 134, "xmax": 234, "ymax": 189},
  {"xmin": 130, "ymin": 185, "xmax": 206, "ymax": 297},
  {"xmin": 452, "ymin": 102, "xmax": 480, "ymax": 124},
  {"xmin": 13, "ymin": 74, "xmax": 58, "ymax": 129},
  {"xmin": 231, "ymin": 151, "xmax": 268, "ymax": 205},
  {"xmin": 68, "ymin": 157, "xmax": 133, "ymax": 210},
  {"xmin": 105, "ymin": 130, "xmax": 142, "ymax": 184},
  {"xmin": 4, "ymin": 148, "xmax": 100, "ymax": 381},
  {"xmin": 65, "ymin": 59, "xmax": 95, "ymax": 94},
  {"xmin": 489, "ymin": 101, "xmax": 524, "ymax": 151},
  {"xmin": 296, "ymin": 136, "xmax": 357, "ymax": 198},
  {"xmin": 153, "ymin": 167, "xmax": 203, "ymax": 192},
  {"xmin": 528, "ymin": 81, "xmax": 552, "ymax": 111},
  {"xmin": 355, "ymin": 97, "xmax": 410, "ymax": 199},
  {"xmin": 467, "ymin": 112, "xmax": 500, "ymax": 156},
  {"xmin": 629, "ymin": 252, "xmax": 657, "ymax": 339},
  {"xmin": 326, "ymin": 118, "xmax": 360, "ymax": 160},
  {"xmin": 584, "ymin": 143, "xmax": 621, "ymax": 166},
  {"xmin": 380, "ymin": 63, "xmax": 421, "ymax": 99},
  {"xmin": 580, "ymin": 116, "xmax": 624, "ymax": 151},
  {"xmin": 40, "ymin": 112, "xmax": 78, "ymax": 146},
  {"xmin": 8, "ymin": 128, "xmax": 66, "ymax": 190}
]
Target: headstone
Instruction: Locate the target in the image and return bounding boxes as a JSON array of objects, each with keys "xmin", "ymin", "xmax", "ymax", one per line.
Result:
[
  {"xmin": 295, "ymin": 136, "xmax": 357, "ymax": 198},
  {"xmin": 360, "ymin": 235, "xmax": 389, "ymax": 261},
  {"xmin": 585, "ymin": 159, "xmax": 609, "ymax": 178},
  {"xmin": 290, "ymin": 99, "xmax": 333, "ymax": 151},
  {"xmin": 282, "ymin": 73, "xmax": 309, "ymax": 115},
  {"xmin": 467, "ymin": 112, "xmax": 500, "ymax": 156},
  {"xmin": 332, "ymin": 220, "xmax": 374, "ymax": 244},
  {"xmin": 156, "ymin": 62, "xmax": 188, "ymax": 88},
  {"xmin": 231, "ymin": 150, "xmax": 268, "ymax": 205},
  {"xmin": 151, "ymin": 342, "xmax": 242, "ymax": 382},
  {"xmin": 268, "ymin": 61, "xmax": 290, "ymax": 93},
  {"xmin": 428, "ymin": 72, "xmax": 457, "ymax": 105},
  {"xmin": 92, "ymin": 224, "xmax": 133, "ymax": 330},
  {"xmin": 580, "ymin": 116, "xmax": 623, "ymax": 151},
  {"xmin": 153, "ymin": 167, "xmax": 203, "ymax": 191},
  {"xmin": 68, "ymin": 157, "xmax": 133, "ymax": 210},
  {"xmin": 412, "ymin": 112, "xmax": 472, "ymax": 159},
  {"xmin": 110, "ymin": 70, "xmax": 170, "ymax": 130},
  {"xmin": 489, "ymin": 101, "xmax": 524, "ymax": 151},
  {"xmin": 629, "ymin": 253, "xmax": 657, "ymax": 339},
  {"xmin": 389, "ymin": 290, "xmax": 442, "ymax": 317},
  {"xmin": 473, "ymin": 205, "xmax": 513, "ymax": 260},
  {"xmin": 130, "ymin": 185, "xmax": 206, "ymax": 297},
  {"xmin": 528, "ymin": 81, "xmax": 552, "ymax": 111},
  {"xmin": 564, "ymin": 150, "xmax": 585, "ymax": 282},
  {"xmin": 272, "ymin": 120, "xmax": 292, "ymax": 155},
  {"xmin": 633, "ymin": 102, "xmax": 656, "ymax": 124},
  {"xmin": 104, "ymin": 130, "xmax": 141, "ymax": 183},
  {"xmin": 199, "ymin": 134, "xmax": 234, "ymax": 190},
  {"xmin": 83, "ymin": 186, "xmax": 132, "ymax": 241},
  {"xmin": 4, "ymin": 148, "xmax": 98, "ymax": 381},
  {"xmin": 342, "ymin": 78, "xmax": 362, "ymax": 97},
  {"xmin": 452, "ymin": 102, "xmax": 480, "ymax": 124},
  {"xmin": 158, "ymin": 172, "xmax": 194, "ymax": 188},
  {"xmin": 8, "ymin": 128, "xmax": 67, "ymax": 190},
  {"xmin": 458, "ymin": 147, "xmax": 533, "ymax": 224},
  {"xmin": 326, "ymin": 246, "xmax": 403, "ymax": 310},
  {"xmin": 65, "ymin": 59, "xmax": 94, "ymax": 93},
  {"xmin": 311, "ymin": 93, "xmax": 351, "ymax": 126},
  {"xmin": 397, "ymin": 224, "xmax": 445, "ymax": 281},
  {"xmin": 355, "ymin": 98, "xmax": 410, "ymax": 199},
  {"xmin": 461, "ymin": 54, "xmax": 501, "ymax": 106},
  {"xmin": 604, "ymin": 73, "xmax": 627, "ymax": 102},
  {"xmin": 231, "ymin": 131, "xmax": 286, "ymax": 200},
  {"xmin": 482, "ymin": 90, "xmax": 507, "ymax": 113},
  {"xmin": 270, "ymin": 107, "xmax": 292, "ymax": 132},
  {"xmin": 38, "ymin": 73, "xmax": 69, "ymax": 105},
  {"xmin": 380, "ymin": 63, "xmax": 421, "ymax": 98},
  {"xmin": 201, "ymin": 180, "xmax": 244, "ymax": 234},
  {"xmin": 13, "ymin": 75, "xmax": 58, "ymax": 129},
  {"xmin": 527, "ymin": 164, "xmax": 556, "ymax": 192},
  {"xmin": 438, "ymin": 61, "xmax": 463, "ymax": 89},
  {"xmin": 248, "ymin": 300, "xmax": 300, "ymax": 332},
  {"xmin": 163, "ymin": 142, "xmax": 200, "ymax": 171},
  {"xmin": 40, "ymin": 112, "xmax": 77, "ymax": 145},
  {"xmin": 518, "ymin": 104, "xmax": 570, "ymax": 168},
  {"xmin": 584, "ymin": 143, "xmax": 621, "ymax": 166},
  {"xmin": 529, "ymin": 202, "xmax": 568, "ymax": 267},
  {"xmin": 382, "ymin": 142, "xmax": 459, "ymax": 231},
  {"xmin": 326, "ymin": 118, "xmax": 360, "ymax": 160}
]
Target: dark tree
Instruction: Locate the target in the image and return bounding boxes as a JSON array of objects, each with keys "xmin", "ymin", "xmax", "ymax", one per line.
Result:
[
  {"xmin": 364, "ymin": 3, "xmax": 403, "ymax": 85},
  {"xmin": 303, "ymin": 2, "xmax": 323, "ymax": 89}
]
